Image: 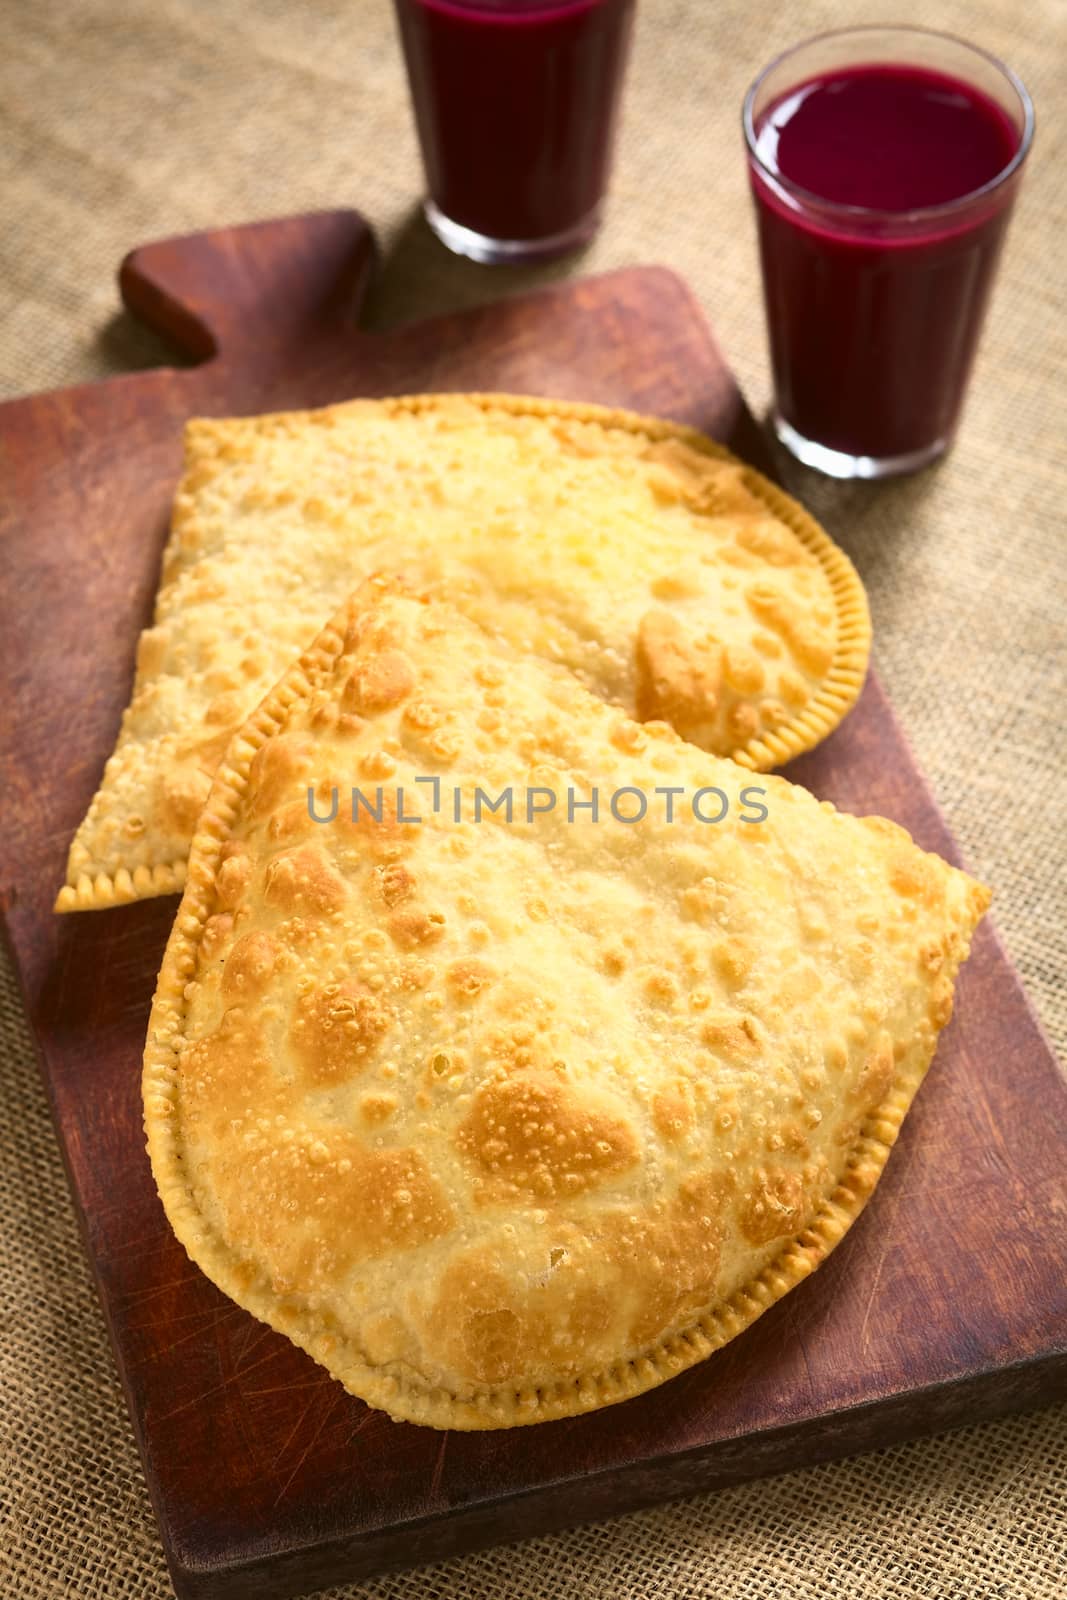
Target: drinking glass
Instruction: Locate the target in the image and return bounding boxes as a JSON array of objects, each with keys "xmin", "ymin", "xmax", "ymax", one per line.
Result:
[
  {"xmin": 393, "ymin": 0, "xmax": 637, "ymax": 264},
  {"xmin": 744, "ymin": 27, "xmax": 1034, "ymax": 479}
]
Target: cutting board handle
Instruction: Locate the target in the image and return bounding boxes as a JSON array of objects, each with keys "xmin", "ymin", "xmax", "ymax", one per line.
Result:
[{"xmin": 118, "ymin": 210, "xmax": 379, "ymax": 363}]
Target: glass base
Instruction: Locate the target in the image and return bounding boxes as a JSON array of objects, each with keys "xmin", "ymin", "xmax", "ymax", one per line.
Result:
[
  {"xmin": 773, "ymin": 412, "xmax": 949, "ymax": 480},
  {"xmin": 424, "ymin": 198, "xmax": 602, "ymax": 265}
]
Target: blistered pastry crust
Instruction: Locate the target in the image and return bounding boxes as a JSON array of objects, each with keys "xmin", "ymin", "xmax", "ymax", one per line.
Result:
[
  {"xmin": 143, "ymin": 578, "xmax": 985, "ymax": 1429},
  {"xmin": 58, "ymin": 394, "xmax": 870, "ymax": 911}
]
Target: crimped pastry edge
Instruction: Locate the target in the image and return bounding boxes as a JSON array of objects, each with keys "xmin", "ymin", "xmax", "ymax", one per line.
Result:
[
  {"xmin": 142, "ymin": 582, "xmax": 960, "ymax": 1432},
  {"xmin": 59, "ymin": 392, "xmax": 870, "ymax": 913}
]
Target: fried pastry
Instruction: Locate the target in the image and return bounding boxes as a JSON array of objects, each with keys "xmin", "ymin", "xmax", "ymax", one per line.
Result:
[
  {"xmin": 58, "ymin": 394, "xmax": 869, "ymax": 910},
  {"xmin": 142, "ymin": 576, "xmax": 986, "ymax": 1429}
]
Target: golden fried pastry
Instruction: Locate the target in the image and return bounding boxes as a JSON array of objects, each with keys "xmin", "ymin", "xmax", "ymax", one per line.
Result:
[
  {"xmin": 143, "ymin": 576, "xmax": 986, "ymax": 1429},
  {"xmin": 58, "ymin": 394, "xmax": 869, "ymax": 910}
]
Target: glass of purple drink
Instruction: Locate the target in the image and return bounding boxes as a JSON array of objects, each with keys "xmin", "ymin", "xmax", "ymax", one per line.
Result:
[
  {"xmin": 393, "ymin": 0, "xmax": 636, "ymax": 264},
  {"xmin": 744, "ymin": 27, "xmax": 1034, "ymax": 479}
]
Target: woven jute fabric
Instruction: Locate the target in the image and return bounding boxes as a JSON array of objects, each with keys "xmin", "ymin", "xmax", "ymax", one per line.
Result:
[{"xmin": 1, "ymin": 1, "xmax": 1064, "ymax": 1597}]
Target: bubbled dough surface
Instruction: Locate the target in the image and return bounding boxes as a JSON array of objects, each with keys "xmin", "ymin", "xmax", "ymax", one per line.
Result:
[
  {"xmin": 63, "ymin": 397, "xmax": 858, "ymax": 894},
  {"xmin": 155, "ymin": 585, "xmax": 987, "ymax": 1411}
]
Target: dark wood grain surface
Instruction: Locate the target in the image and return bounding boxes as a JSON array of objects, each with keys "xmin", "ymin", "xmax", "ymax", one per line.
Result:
[{"xmin": 0, "ymin": 211, "xmax": 1063, "ymax": 1600}]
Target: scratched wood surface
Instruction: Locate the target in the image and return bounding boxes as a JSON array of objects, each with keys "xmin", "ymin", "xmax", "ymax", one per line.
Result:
[{"xmin": 0, "ymin": 211, "xmax": 1064, "ymax": 1600}]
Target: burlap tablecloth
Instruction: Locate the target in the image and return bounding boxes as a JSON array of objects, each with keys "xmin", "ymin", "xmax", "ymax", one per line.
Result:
[{"xmin": 2, "ymin": 1, "xmax": 1064, "ymax": 1596}]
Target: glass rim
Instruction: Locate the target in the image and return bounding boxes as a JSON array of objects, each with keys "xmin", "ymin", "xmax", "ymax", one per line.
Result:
[
  {"xmin": 402, "ymin": 0, "xmax": 601, "ymax": 13},
  {"xmin": 742, "ymin": 24, "xmax": 1035, "ymax": 224}
]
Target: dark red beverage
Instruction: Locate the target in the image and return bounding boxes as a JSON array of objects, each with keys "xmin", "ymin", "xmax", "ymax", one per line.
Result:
[
  {"xmin": 745, "ymin": 30, "xmax": 1033, "ymax": 476},
  {"xmin": 393, "ymin": 0, "xmax": 636, "ymax": 262}
]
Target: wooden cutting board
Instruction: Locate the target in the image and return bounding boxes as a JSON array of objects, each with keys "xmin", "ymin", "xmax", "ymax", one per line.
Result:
[{"xmin": 0, "ymin": 211, "xmax": 1064, "ymax": 1600}]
